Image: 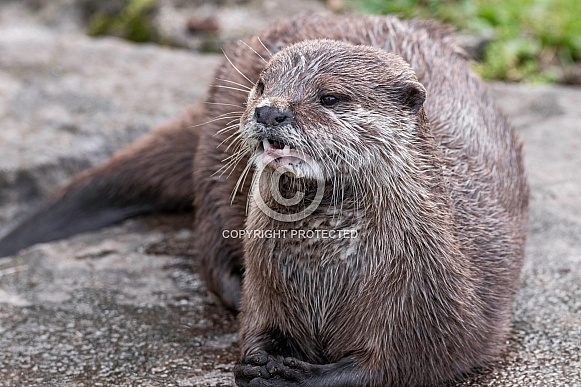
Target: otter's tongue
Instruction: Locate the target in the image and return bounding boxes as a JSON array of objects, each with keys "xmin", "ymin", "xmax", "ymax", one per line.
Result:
[{"xmin": 262, "ymin": 139, "xmax": 302, "ymax": 166}]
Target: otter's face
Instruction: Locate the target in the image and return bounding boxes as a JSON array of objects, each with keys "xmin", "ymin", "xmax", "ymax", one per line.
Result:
[{"xmin": 239, "ymin": 39, "xmax": 426, "ymax": 182}]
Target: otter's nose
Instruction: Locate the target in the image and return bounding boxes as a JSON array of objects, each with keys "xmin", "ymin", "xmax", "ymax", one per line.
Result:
[{"xmin": 254, "ymin": 106, "xmax": 294, "ymax": 127}]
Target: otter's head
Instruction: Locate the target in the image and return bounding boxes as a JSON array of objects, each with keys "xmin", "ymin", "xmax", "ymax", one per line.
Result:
[{"xmin": 240, "ymin": 39, "xmax": 427, "ymax": 183}]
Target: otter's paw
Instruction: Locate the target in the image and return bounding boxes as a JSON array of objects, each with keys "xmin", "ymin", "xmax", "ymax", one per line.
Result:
[
  {"xmin": 263, "ymin": 357, "xmax": 316, "ymax": 383},
  {"xmin": 233, "ymin": 351, "xmax": 273, "ymax": 387}
]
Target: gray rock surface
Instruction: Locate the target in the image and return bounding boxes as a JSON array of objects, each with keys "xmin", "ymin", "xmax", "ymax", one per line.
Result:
[
  {"xmin": 0, "ymin": 23, "xmax": 221, "ymax": 227},
  {"xmin": 1, "ymin": 2, "xmax": 581, "ymax": 386},
  {"xmin": 456, "ymin": 83, "xmax": 581, "ymax": 386},
  {"xmin": 0, "ymin": 216, "xmax": 239, "ymax": 386}
]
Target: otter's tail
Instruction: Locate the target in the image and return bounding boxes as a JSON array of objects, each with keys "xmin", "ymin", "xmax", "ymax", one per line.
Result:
[{"xmin": 0, "ymin": 105, "xmax": 204, "ymax": 258}]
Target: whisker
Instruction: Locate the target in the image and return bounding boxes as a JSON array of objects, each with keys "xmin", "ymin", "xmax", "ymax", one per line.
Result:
[
  {"xmin": 244, "ymin": 157, "xmax": 262, "ymax": 211},
  {"xmin": 203, "ymin": 101, "xmax": 245, "ymax": 109},
  {"xmin": 222, "ymin": 49, "xmax": 254, "ymax": 85},
  {"xmin": 239, "ymin": 39, "xmax": 268, "ymax": 63},
  {"xmin": 257, "ymin": 36, "xmax": 273, "ymax": 57},
  {"xmin": 215, "ymin": 145, "xmax": 250, "ymax": 178},
  {"xmin": 233, "ymin": 155, "xmax": 257, "ymax": 205},
  {"xmin": 220, "ymin": 145, "xmax": 251, "ymax": 174},
  {"xmin": 221, "ymin": 146, "xmax": 247, "ymax": 162},
  {"xmin": 216, "ymin": 78, "xmax": 253, "ymax": 91},
  {"xmin": 224, "ymin": 144, "xmax": 247, "ymax": 161},
  {"xmin": 190, "ymin": 116, "xmax": 240, "ymax": 128},
  {"xmin": 337, "ymin": 172, "xmax": 344, "ymax": 219},
  {"xmin": 212, "ymin": 84, "xmax": 252, "ymax": 94},
  {"xmin": 220, "ymin": 132, "xmax": 244, "ymax": 151},
  {"xmin": 187, "ymin": 114, "xmax": 243, "ymax": 129},
  {"xmin": 216, "ymin": 123, "xmax": 241, "ymax": 135},
  {"xmin": 212, "ymin": 110, "xmax": 244, "ymax": 118},
  {"xmin": 199, "ymin": 111, "xmax": 243, "ymax": 122}
]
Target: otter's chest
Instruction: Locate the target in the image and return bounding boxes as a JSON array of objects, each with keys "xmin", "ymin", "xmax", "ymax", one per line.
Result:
[
  {"xmin": 250, "ymin": 210, "xmax": 363, "ymax": 278},
  {"xmin": 245, "ymin": 211, "xmax": 368, "ymax": 361}
]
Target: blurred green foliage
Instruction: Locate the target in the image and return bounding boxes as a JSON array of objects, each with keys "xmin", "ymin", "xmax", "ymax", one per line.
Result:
[
  {"xmin": 354, "ymin": 0, "xmax": 581, "ymax": 82},
  {"xmin": 87, "ymin": 0, "xmax": 160, "ymax": 44}
]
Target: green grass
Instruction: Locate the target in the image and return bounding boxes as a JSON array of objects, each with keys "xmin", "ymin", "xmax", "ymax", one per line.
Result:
[
  {"xmin": 87, "ymin": 0, "xmax": 160, "ymax": 44},
  {"xmin": 353, "ymin": 0, "xmax": 581, "ymax": 82}
]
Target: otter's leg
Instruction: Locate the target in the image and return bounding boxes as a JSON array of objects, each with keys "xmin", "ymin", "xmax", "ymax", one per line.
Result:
[
  {"xmin": 0, "ymin": 105, "xmax": 204, "ymax": 258},
  {"xmin": 191, "ymin": 120, "xmax": 249, "ymax": 311},
  {"xmin": 193, "ymin": 208, "xmax": 244, "ymax": 310}
]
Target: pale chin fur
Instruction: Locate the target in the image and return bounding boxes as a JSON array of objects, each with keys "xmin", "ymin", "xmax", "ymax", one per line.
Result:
[{"xmin": 253, "ymin": 141, "xmax": 324, "ymax": 181}]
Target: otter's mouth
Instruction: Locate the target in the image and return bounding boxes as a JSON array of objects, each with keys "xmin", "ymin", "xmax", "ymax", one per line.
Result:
[{"xmin": 259, "ymin": 138, "xmax": 304, "ymax": 167}]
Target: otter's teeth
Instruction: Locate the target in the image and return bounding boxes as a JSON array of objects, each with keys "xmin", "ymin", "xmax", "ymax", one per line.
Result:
[
  {"xmin": 262, "ymin": 139, "xmax": 271, "ymax": 150},
  {"xmin": 283, "ymin": 144, "xmax": 291, "ymax": 156}
]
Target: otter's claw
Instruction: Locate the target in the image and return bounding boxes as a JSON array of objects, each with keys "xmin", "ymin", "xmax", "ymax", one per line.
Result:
[
  {"xmin": 264, "ymin": 357, "xmax": 315, "ymax": 382},
  {"xmin": 234, "ymin": 351, "xmax": 272, "ymax": 386}
]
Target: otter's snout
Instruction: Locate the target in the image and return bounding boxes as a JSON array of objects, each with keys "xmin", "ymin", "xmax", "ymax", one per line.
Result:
[{"xmin": 254, "ymin": 106, "xmax": 294, "ymax": 127}]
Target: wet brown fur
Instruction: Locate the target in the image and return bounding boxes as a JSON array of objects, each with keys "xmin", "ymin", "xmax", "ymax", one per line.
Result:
[{"xmin": 0, "ymin": 15, "xmax": 529, "ymax": 386}]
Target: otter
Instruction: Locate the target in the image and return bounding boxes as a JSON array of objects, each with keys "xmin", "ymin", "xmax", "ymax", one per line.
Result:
[{"xmin": 0, "ymin": 15, "xmax": 528, "ymax": 386}]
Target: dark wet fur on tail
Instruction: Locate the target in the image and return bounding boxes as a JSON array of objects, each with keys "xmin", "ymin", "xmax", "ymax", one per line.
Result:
[
  {"xmin": 0, "ymin": 105, "xmax": 203, "ymax": 257},
  {"xmin": 0, "ymin": 183, "xmax": 154, "ymax": 257}
]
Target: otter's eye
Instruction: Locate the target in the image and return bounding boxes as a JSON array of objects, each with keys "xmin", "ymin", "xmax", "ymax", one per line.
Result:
[
  {"xmin": 320, "ymin": 95, "xmax": 340, "ymax": 107},
  {"xmin": 256, "ymin": 81, "xmax": 265, "ymax": 96}
]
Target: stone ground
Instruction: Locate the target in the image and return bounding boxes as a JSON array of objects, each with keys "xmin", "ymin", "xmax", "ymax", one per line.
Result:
[{"xmin": 0, "ymin": 1, "xmax": 580, "ymax": 386}]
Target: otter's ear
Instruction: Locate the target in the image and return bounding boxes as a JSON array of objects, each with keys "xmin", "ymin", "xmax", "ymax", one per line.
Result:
[{"xmin": 400, "ymin": 81, "xmax": 426, "ymax": 114}]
